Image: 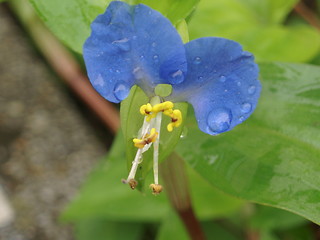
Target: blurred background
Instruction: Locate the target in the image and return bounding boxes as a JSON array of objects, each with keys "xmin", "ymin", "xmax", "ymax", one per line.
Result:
[{"xmin": 0, "ymin": 0, "xmax": 320, "ymax": 239}]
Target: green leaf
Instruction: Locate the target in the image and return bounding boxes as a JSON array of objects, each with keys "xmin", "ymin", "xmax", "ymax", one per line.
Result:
[
  {"xmin": 28, "ymin": 0, "xmax": 198, "ymax": 53},
  {"xmin": 75, "ymin": 219, "xmax": 143, "ymax": 240},
  {"xmin": 156, "ymin": 211, "xmax": 189, "ymax": 240},
  {"xmin": 249, "ymin": 206, "xmax": 306, "ymax": 231},
  {"xmin": 176, "ymin": 62, "xmax": 320, "ymax": 224},
  {"xmin": 120, "ymin": 86, "xmax": 188, "ymax": 190},
  {"xmin": 237, "ymin": 0, "xmax": 299, "ymax": 24},
  {"xmin": 157, "ymin": 212, "xmax": 243, "ymax": 240},
  {"xmin": 62, "ymin": 131, "xmax": 243, "ymax": 222},
  {"xmin": 188, "ymin": 0, "xmax": 320, "ymax": 62},
  {"xmin": 134, "ymin": 0, "xmax": 199, "ymax": 25},
  {"xmin": 28, "ymin": 0, "xmax": 108, "ymax": 53},
  {"xmin": 62, "ymin": 132, "xmax": 170, "ymax": 222}
]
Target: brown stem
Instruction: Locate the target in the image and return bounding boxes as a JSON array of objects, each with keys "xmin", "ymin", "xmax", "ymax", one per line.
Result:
[
  {"xmin": 161, "ymin": 153, "xmax": 206, "ymax": 240},
  {"xmin": 9, "ymin": 0, "xmax": 120, "ymax": 134},
  {"xmin": 294, "ymin": 1, "xmax": 320, "ymax": 31}
]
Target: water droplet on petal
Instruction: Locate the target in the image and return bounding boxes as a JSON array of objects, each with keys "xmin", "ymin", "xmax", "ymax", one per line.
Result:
[
  {"xmin": 169, "ymin": 70, "xmax": 184, "ymax": 83},
  {"xmin": 241, "ymin": 103, "xmax": 252, "ymax": 113},
  {"xmin": 116, "ymin": 69, "xmax": 120, "ymax": 73},
  {"xmin": 112, "ymin": 38, "xmax": 130, "ymax": 51},
  {"xmin": 207, "ymin": 108, "xmax": 232, "ymax": 134},
  {"xmin": 248, "ymin": 85, "xmax": 256, "ymax": 95},
  {"xmin": 93, "ymin": 74, "xmax": 104, "ymax": 87},
  {"xmin": 152, "ymin": 42, "xmax": 156, "ymax": 47},
  {"xmin": 193, "ymin": 57, "xmax": 201, "ymax": 64},
  {"xmin": 114, "ymin": 82, "xmax": 130, "ymax": 101},
  {"xmin": 198, "ymin": 76, "xmax": 203, "ymax": 81},
  {"xmin": 239, "ymin": 116, "xmax": 245, "ymax": 122},
  {"xmin": 237, "ymin": 81, "xmax": 241, "ymax": 86},
  {"xmin": 242, "ymin": 51, "xmax": 252, "ymax": 57},
  {"xmin": 219, "ymin": 75, "xmax": 226, "ymax": 82},
  {"xmin": 133, "ymin": 67, "xmax": 143, "ymax": 79},
  {"xmin": 140, "ymin": 55, "xmax": 144, "ymax": 59},
  {"xmin": 153, "ymin": 55, "xmax": 159, "ymax": 62}
]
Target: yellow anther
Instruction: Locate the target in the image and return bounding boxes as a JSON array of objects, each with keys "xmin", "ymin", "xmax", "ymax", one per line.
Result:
[
  {"xmin": 140, "ymin": 103, "xmax": 153, "ymax": 115},
  {"xmin": 167, "ymin": 109, "xmax": 182, "ymax": 132},
  {"xmin": 133, "ymin": 128, "xmax": 158, "ymax": 148},
  {"xmin": 149, "ymin": 184, "xmax": 163, "ymax": 195},
  {"xmin": 152, "ymin": 101, "xmax": 174, "ymax": 114}
]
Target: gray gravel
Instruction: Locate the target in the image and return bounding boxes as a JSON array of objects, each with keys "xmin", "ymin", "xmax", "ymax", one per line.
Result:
[{"xmin": 0, "ymin": 5, "xmax": 109, "ymax": 240}]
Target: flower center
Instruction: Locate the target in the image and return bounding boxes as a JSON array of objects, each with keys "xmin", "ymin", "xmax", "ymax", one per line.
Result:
[{"xmin": 124, "ymin": 97, "xmax": 182, "ymax": 194}]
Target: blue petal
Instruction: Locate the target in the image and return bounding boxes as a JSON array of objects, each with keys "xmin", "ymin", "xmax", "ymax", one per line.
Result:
[
  {"xmin": 83, "ymin": 1, "xmax": 187, "ymax": 103},
  {"xmin": 170, "ymin": 37, "xmax": 261, "ymax": 135}
]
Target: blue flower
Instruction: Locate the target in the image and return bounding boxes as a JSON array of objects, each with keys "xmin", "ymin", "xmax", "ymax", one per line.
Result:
[
  {"xmin": 84, "ymin": 1, "xmax": 261, "ymax": 136},
  {"xmin": 83, "ymin": 1, "xmax": 261, "ymax": 192}
]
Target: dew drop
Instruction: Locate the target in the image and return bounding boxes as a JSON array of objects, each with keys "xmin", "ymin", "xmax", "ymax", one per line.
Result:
[
  {"xmin": 237, "ymin": 81, "xmax": 241, "ymax": 86},
  {"xmin": 180, "ymin": 126, "xmax": 188, "ymax": 139},
  {"xmin": 193, "ymin": 57, "xmax": 201, "ymax": 64},
  {"xmin": 140, "ymin": 55, "xmax": 144, "ymax": 59},
  {"xmin": 93, "ymin": 74, "xmax": 104, "ymax": 87},
  {"xmin": 112, "ymin": 38, "xmax": 130, "ymax": 51},
  {"xmin": 239, "ymin": 116, "xmax": 245, "ymax": 122},
  {"xmin": 219, "ymin": 75, "xmax": 226, "ymax": 82},
  {"xmin": 198, "ymin": 76, "xmax": 203, "ymax": 81},
  {"xmin": 115, "ymin": 69, "xmax": 120, "ymax": 73},
  {"xmin": 242, "ymin": 51, "xmax": 252, "ymax": 57},
  {"xmin": 207, "ymin": 108, "xmax": 232, "ymax": 134},
  {"xmin": 114, "ymin": 82, "xmax": 130, "ymax": 101},
  {"xmin": 248, "ymin": 85, "xmax": 256, "ymax": 95},
  {"xmin": 169, "ymin": 70, "xmax": 184, "ymax": 83},
  {"xmin": 153, "ymin": 55, "xmax": 159, "ymax": 62},
  {"xmin": 241, "ymin": 103, "xmax": 252, "ymax": 113}
]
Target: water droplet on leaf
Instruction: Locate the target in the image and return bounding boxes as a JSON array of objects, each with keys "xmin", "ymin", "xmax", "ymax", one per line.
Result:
[
  {"xmin": 207, "ymin": 108, "xmax": 232, "ymax": 133},
  {"xmin": 180, "ymin": 126, "xmax": 188, "ymax": 139}
]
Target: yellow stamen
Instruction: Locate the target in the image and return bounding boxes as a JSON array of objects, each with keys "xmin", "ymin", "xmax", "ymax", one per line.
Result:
[
  {"xmin": 150, "ymin": 183, "xmax": 163, "ymax": 195},
  {"xmin": 167, "ymin": 109, "xmax": 182, "ymax": 132},
  {"xmin": 152, "ymin": 101, "xmax": 174, "ymax": 114},
  {"xmin": 133, "ymin": 128, "xmax": 158, "ymax": 148}
]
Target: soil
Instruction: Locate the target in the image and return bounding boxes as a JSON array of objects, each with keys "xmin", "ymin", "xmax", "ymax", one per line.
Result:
[{"xmin": 0, "ymin": 5, "xmax": 111, "ymax": 240}]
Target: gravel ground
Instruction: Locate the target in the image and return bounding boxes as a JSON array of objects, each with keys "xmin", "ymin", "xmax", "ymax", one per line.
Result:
[{"xmin": 0, "ymin": 5, "xmax": 110, "ymax": 240}]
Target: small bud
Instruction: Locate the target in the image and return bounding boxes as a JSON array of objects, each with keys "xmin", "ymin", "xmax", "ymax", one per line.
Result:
[
  {"xmin": 150, "ymin": 184, "xmax": 163, "ymax": 195},
  {"xmin": 128, "ymin": 179, "xmax": 138, "ymax": 189}
]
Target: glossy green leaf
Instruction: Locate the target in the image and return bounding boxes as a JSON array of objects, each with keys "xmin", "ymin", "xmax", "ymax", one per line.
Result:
[
  {"xmin": 237, "ymin": 0, "xmax": 298, "ymax": 24},
  {"xmin": 75, "ymin": 219, "xmax": 143, "ymax": 240},
  {"xmin": 157, "ymin": 212, "xmax": 242, "ymax": 240},
  {"xmin": 133, "ymin": 0, "xmax": 199, "ymax": 25},
  {"xmin": 176, "ymin": 62, "xmax": 320, "ymax": 224},
  {"xmin": 188, "ymin": 0, "xmax": 320, "ymax": 62},
  {"xmin": 249, "ymin": 206, "xmax": 306, "ymax": 231},
  {"xmin": 120, "ymin": 86, "xmax": 188, "ymax": 190},
  {"xmin": 62, "ymin": 132, "xmax": 243, "ymax": 222},
  {"xmin": 29, "ymin": 0, "xmax": 198, "ymax": 53},
  {"xmin": 156, "ymin": 211, "xmax": 189, "ymax": 240}
]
